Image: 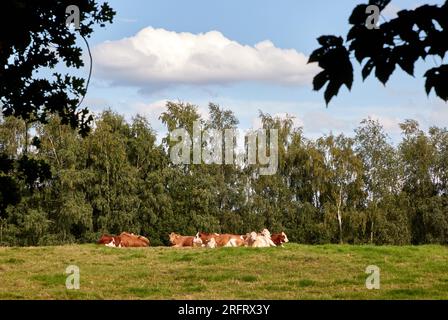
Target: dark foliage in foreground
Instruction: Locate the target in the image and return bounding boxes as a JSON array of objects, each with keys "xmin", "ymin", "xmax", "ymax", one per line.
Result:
[
  {"xmin": 0, "ymin": 0, "xmax": 115, "ymax": 136},
  {"xmin": 310, "ymin": 0, "xmax": 448, "ymax": 104}
]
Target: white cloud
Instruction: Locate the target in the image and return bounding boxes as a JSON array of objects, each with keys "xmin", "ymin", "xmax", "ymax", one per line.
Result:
[
  {"xmin": 428, "ymin": 102, "xmax": 448, "ymax": 128},
  {"xmin": 366, "ymin": 114, "xmax": 402, "ymax": 135},
  {"xmin": 92, "ymin": 27, "xmax": 319, "ymax": 91},
  {"xmin": 132, "ymin": 100, "xmax": 168, "ymax": 132},
  {"xmin": 134, "ymin": 99, "xmax": 167, "ymax": 117},
  {"xmin": 302, "ymin": 111, "xmax": 351, "ymax": 135}
]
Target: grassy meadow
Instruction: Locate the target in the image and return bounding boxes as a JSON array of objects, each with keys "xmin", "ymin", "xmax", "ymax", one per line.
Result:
[{"xmin": 0, "ymin": 244, "xmax": 447, "ymax": 299}]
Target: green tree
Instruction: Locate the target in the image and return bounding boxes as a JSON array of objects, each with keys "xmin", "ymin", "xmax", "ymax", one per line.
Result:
[
  {"xmin": 355, "ymin": 118, "xmax": 401, "ymax": 243},
  {"xmin": 0, "ymin": 0, "xmax": 115, "ymax": 134},
  {"xmin": 317, "ymin": 134, "xmax": 364, "ymax": 243},
  {"xmin": 85, "ymin": 111, "xmax": 140, "ymax": 234},
  {"xmin": 399, "ymin": 120, "xmax": 437, "ymax": 243}
]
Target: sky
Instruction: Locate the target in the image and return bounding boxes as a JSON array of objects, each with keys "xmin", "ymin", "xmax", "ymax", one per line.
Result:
[{"xmin": 78, "ymin": 0, "xmax": 447, "ymax": 143}]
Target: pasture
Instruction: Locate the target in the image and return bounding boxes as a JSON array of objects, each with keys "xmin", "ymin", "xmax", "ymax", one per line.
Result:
[{"xmin": 0, "ymin": 244, "xmax": 447, "ymax": 299}]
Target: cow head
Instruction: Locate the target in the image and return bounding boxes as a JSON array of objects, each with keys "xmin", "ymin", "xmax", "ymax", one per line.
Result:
[
  {"xmin": 281, "ymin": 232, "xmax": 289, "ymax": 243},
  {"xmin": 98, "ymin": 235, "xmax": 114, "ymax": 245},
  {"xmin": 104, "ymin": 236, "xmax": 121, "ymax": 247},
  {"xmin": 250, "ymin": 231, "xmax": 258, "ymax": 241},
  {"xmin": 169, "ymin": 232, "xmax": 179, "ymax": 245},
  {"xmin": 195, "ymin": 232, "xmax": 203, "ymax": 243},
  {"xmin": 104, "ymin": 238, "xmax": 116, "ymax": 247}
]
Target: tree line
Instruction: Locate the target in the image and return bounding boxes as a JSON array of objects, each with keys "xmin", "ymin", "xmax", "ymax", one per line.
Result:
[{"xmin": 0, "ymin": 102, "xmax": 447, "ymax": 246}]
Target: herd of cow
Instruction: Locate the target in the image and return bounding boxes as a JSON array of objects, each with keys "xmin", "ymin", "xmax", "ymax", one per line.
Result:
[{"xmin": 97, "ymin": 229, "xmax": 289, "ymax": 248}]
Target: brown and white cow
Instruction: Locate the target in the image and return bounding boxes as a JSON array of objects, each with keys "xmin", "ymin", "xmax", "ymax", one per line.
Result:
[
  {"xmin": 120, "ymin": 232, "xmax": 150, "ymax": 247},
  {"xmin": 196, "ymin": 232, "xmax": 245, "ymax": 248},
  {"xmin": 98, "ymin": 234, "xmax": 117, "ymax": 246},
  {"xmin": 271, "ymin": 232, "xmax": 289, "ymax": 247},
  {"xmin": 98, "ymin": 232, "xmax": 150, "ymax": 248},
  {"xmin": 196, "ymin": 232, "xmax": 219, "ymax": 245},
  {"xmin": 217, "ymin": 234, "xmax": 246, "ymax": 247},
  {"xmin": 169, "ymin": 232, "xmax": 202, "ymax": 247}
]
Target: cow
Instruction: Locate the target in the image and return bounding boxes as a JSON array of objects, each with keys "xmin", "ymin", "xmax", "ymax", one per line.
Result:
[
  {"xmin": 169, "ymin": 232, "xmax": 201, "ymax": 247},
  {"xmin": 119, "ymin": 232, "xmax": 150, "ymax": 247},
  {"xmin": 98, "ymin": 232, "xmax": 150, "ymax": 248},
  {"xmin": 195, "ymin": 232, "xmax": 245, "ymax": 248},
  {"xmin": 196, "ymin": 232, "xmax": 219, "ymax": 245},
  {"xmin": 98, "ymin": 234, "xmax": 117, "ymax": 246},
  {"xmin": 206, "ymin": 237, "xmax": 217, "ymax": 248},
  {"xmin": 247, "ymin": 229, "xmax": 276, "ymax": 247},
  {"xmin": 271, "ymin": 232, "xmax": 289, "ymax": 247},
  {"xmin": 216, "ymin": 234, "xmax": 246, "ymax": 247}
]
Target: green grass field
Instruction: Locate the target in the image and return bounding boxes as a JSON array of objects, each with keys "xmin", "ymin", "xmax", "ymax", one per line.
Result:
[{"xmin": 0, "ymin": 244, "xmax": 447, "ymax": 299}]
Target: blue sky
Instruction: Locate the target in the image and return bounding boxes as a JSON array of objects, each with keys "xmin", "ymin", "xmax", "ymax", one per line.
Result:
[{"xmin": 80, "ymin": 0, "xmax": 447, "ymax": 142}]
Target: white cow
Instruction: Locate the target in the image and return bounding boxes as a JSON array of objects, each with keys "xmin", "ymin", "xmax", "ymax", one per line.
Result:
[{"xmin": 249, "ymin": 229, "xmax": 276, "ymax": 247}]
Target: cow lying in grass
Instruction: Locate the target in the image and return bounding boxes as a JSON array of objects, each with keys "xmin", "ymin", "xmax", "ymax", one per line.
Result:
[
  {"xmin": 196, "ymin": 232, "xmax": 246, "ymax": 248},
  {"xmin": 169, "ymin": 232, "xmax": 204, "ymax": 247},
  {"xmin": 98, "ymin": 232, "xmax": 150, "ymax": 247},
  {"xmin": 271, "ymin": 232, "xmax": 289, "ymax": 247},
  {"xmin": 195, "ymin": 229, "xmax": 285, "ymax": 248},
  {"xmin": 245, "ymin": 229, "xmax": 277, "ymax": 247}
]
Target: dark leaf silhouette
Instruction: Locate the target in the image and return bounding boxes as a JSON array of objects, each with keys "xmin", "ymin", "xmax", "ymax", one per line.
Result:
[
  {"xmin": 424, "ymin": 65, "xmax": 448, "ymax": 101},
  {"xmin": 308, "ymin": 36, "xmax": 353, "ymax": 105},
  {"xmin": 309, "ymin": 0, "xmax": 448, "ymax": 104}
]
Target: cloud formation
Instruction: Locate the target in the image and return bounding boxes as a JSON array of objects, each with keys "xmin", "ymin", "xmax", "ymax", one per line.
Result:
[{"xmin": 92, "ymin": 27, "xmax": 319, "ymax": 91}]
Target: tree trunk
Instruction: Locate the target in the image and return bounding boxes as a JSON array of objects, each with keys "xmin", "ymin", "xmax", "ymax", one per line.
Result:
[
  {"xmin": 24, "ymin": 121, "xmax": 29, "ymax": 155},
  {"xmin": 337, "ymin": 185, "xmax": 343, "ymax": 244},
  {"xmin": 337, "ymin": 207, "xmax": 343, "ymax": 244}
]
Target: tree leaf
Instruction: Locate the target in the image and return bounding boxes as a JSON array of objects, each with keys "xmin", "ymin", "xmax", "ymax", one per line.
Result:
[{"xmin": 424, "ymin": 65, "xmax": 448, "ymax": 100}]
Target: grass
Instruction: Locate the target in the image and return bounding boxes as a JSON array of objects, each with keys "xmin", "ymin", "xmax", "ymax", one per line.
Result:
[{"xmin": 0, "ymin": 244, "xmax": 447, "ymax": 299}]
